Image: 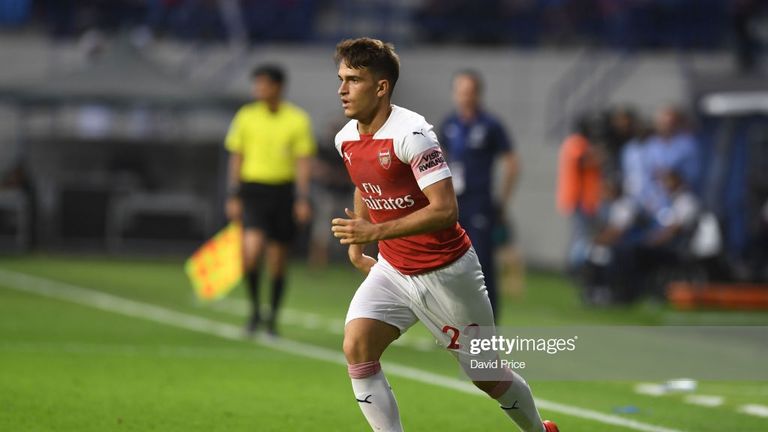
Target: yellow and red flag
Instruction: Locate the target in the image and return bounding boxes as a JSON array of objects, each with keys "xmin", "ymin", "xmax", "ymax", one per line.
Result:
[{"xmin": 185, "ymin": 223, "xmax": 243, "ymax": 301}]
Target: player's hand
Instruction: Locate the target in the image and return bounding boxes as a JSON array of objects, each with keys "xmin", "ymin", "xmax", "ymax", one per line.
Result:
[
  {"xmin": 348, "ymin": 244, "xmax": 377, "ymax": 275},
  {"xmin": 226, "ymin": 197, "xmax": 242, "ymax": 222},
  {"xmin": 331, "ymin": 208, "xmax": 379, "ymax": 244},
  {"xmin": 294, "ymin": 198, "xmax": 312, "ymax": 225}
]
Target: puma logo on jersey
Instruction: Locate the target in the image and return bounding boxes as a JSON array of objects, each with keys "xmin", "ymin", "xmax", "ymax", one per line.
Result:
[
  {"xmin": 412, "ymin": 130, "xmax": 425, "ymax": 136},
  {"xmin": 343, "ymin": 151, "xmax": 353, "ymax": 165}
]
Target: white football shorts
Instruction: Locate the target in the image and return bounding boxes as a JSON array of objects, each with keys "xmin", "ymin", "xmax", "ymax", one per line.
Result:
[{"xmin": 345, "ymin": 247, "xmax": 498, "ymax": 368}]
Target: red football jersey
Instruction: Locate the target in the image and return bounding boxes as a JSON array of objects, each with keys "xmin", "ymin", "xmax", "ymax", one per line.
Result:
[{"xmin": 335, "ymin": 105, "xmax": 471, "ymax": 275}]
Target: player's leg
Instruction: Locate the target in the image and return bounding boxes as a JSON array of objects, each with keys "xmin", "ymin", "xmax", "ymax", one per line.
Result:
[
  {"xmin": 343, "ymin": 318, "xmax": 400, "ymax": 363},
  {"xmin": 344, "ymin": 260, "xmax": 417, "ymax": 432},
  {"xmin": 474, "ymin": 228, "xmax": 498, "ymax": 319},
  {"xmin": 240, "ymin": 183, "xmax": 271, "ymax": 335},
  {"xmin": 462, "ymin": 211, "xmax": 498, "ymax": 319},
  {"xmin": 475, "ymin": 368, "xmax": 547, "ymax": 432},
  {"xmin": 344, "ymin": 319, "xmax": 403, "ymax": 432},
  {"xmin": 264, "ymin": 240, "xmax": 289, "ymax": 335},
  {"xmin": 410, "ymin": 248, "xmax": 549, "ymax": 432},
  {"xmin": 262, "ymin": 184, "xmax": 296, "ymax": 336},
  {"xmin": 459, "ymin": 208, "xmax": 499, "ymax": 322},
  {"xmin": 242, "ymin": 228, "xmax": 267, "ymax": 333}
]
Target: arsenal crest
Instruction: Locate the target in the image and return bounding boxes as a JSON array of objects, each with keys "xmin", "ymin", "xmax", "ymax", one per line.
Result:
[{"xmin": 378, "ymin": 148, "xmax": 391, "ymax": 169}]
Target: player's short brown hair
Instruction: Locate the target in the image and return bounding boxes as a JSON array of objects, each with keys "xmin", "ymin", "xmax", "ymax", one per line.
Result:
[{"xmin": 335, "ymin": 37, "xmax": 400, "ymax": 95}]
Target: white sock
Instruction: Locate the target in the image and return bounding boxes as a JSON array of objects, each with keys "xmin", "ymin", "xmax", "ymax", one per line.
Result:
[
  {"xmin": 349, "ymin": 361, "xmax": 403, "ymax": 432},
  {"xmin": 491, "ymin": 369, "xmax": 544, "ymax": 432}
]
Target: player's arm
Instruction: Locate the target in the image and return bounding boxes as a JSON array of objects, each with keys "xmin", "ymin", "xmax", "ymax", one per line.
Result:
[
  {"xmin": 645, "ymin": 223, "xmax": 681, "ymax": 246},
  {"xmin": 332, "ymin": 178, "xmax": 458, "ymax": 244},
  {"xmin": 352, "ymin": 185, "xmax": 371, "ymax": 222},
  {"xmin": 645, "ymin": 216, "xmax": 688, "ymax": 246},
  {"xmin": 225, "ymin": 152, "xmax": 243, "ymax": 221},
  {"xmin": 373, "ymin": 178, "xmax": 457, "ymax": 240},
  {"xmin": 498, "ymin": 150, "xmax": 519, "ymax": 218},
  {"xmin": 294, "ymin": 156, "xmax": 312, "ymax": 224},
  {"xmin": 346, "ymin": 188, "xmax": 377, "ymax": 274},
  {"xmin": 224, "ymin": 110, "xmax": 244, "ymax": 222},
  {"xmin": 496, "ymin": 122, "xmax": 519, "ymax": 219},
  {"xmin": 294, "ymin": 115, "xmax": 316, "ymax": 225},
  {"xmin": 594, "ymin": 225, "xmax": 624, "ymax": 246},
  {"xmin": 296, "ymin": 156, "xmax": 312, "ymax": 198}
]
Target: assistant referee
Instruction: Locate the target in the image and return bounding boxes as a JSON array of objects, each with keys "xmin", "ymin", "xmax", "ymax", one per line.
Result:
[{"xmin": 225, "ymin": 64, "xmax": 316, "ymax": 337}]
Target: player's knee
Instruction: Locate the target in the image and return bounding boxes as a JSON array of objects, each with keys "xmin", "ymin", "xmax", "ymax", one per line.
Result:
[
  {"xmin": 266, "ymin": 260, "xmax": 287, "ymax": 277},
  {"xmin": 342, "ymin": 334, "xmax": 366, "ymax": 363},
  {"xmin": 242, "ymin": 257, "xmax": 258, "ymax": 272},
  {"xmin": 343, "ymin": 333, "xmax": 378, "ymax": 364},
  {"xmin": 473, "ymin": 380, "xmax": 498, "ymax": 394},
  {"xmin": 242, "ymin": 231, "xmax": 265, "ymax": 258},
  {"xmin": 242, "ymin": 248, "xmax": 265, "ymax": 272}
]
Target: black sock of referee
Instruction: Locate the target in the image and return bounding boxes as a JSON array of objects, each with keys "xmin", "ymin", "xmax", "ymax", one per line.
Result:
[
  {"xmin": 268, "ymin": 276, "xmax": 286, "ymax": 333},
  {"xmin": 246, "ymin": 270, "xmax": 261, "ymax": 331}
]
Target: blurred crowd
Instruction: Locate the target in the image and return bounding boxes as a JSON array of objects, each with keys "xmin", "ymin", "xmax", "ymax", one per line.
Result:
[
  {"xmin": 558, "ymin": 105, "xmax": 768, "ymax": 306},
  {"xmin": 2, "ymin": 0, "xmax": 317, "ymax": 42},
  {"xmin": 0, "ymin": 0, "xmax": 764, "ymax": 56},
  {"xmin": 418, "ymin": 0, "xmax": 733, "ymax": 48}
]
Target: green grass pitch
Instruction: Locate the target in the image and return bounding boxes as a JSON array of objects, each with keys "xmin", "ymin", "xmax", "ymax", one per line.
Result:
[{"xmin": 1, "ymin": 255, "xmax": 767, "ymax": 431}]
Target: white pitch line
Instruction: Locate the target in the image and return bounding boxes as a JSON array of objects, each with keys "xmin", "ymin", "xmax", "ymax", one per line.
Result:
[
  {"xmin": 0, "ymin": 268, "xmax": 685, "ymax": 432},
  {"xmin": 212, "ymin": 299, "xmax": 349, "ymax": 334},
  {"xmin": 636, "ymin": 386, "xmax": 727, "ymax": 409},
  {"xmin": 213, "ymin": 297, "xmax": 436, "ymax": 351},
  {"xmin": 0, "ymin": 341, "xmax": 259, "ymax": 359},
  {"xmin": 684, "ymin": 395, "xmax": 724, "ymax": 408},
  {"xmin": 739, "ymin": 404, "xmax": 768, "ymax": 418},
  {"xmin": 635, "ymin": 383, "xmax": 668, "ymax": 397}
]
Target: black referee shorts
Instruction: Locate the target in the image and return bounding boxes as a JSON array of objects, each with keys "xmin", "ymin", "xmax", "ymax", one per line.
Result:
[{"xmin": 240, "ymin": 182, "xmax": 296, "ymax": 243}]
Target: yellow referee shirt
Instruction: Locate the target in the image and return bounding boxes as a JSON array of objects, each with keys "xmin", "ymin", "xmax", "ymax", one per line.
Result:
[{"xmin": 225, "ymin": 101, "xmax": 316, "ymax": 184}]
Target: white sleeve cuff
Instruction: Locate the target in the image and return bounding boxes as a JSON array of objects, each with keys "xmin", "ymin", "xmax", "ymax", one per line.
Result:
[{"xmin": 416, "ymin": 168, "xmax": 452, "ymax": 190}]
